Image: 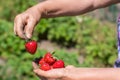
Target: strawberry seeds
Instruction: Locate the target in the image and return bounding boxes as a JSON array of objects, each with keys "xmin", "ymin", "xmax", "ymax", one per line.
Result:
[
  {"xmin": 34, "ymin": 52, "xmax": 65, "ymax": 71},
  {"xmin": 25, "ymin": 40, "xmax": 37, "ymax": 54}
]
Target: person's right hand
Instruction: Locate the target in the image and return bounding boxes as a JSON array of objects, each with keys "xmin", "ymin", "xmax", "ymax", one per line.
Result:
[{"xmin": 14, "ymin": 5, "xmax": 42, "ymax": 39}]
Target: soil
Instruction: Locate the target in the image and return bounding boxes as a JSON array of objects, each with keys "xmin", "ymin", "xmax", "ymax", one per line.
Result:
[
  {"xmin": 38, "ymin": 40, "xmax": 79, "ymax": 53},
  {"xmin": 38, "ymin": 40, "xmax": 84, "ymax": 64}
]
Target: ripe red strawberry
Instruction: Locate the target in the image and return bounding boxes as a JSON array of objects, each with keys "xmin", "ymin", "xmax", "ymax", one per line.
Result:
[
  {"xmin": 39, "ymin": 58, "xmax": 45, "ymax": 65},
  {"xmin": 25, "ymin": 40, "xmax": 37, "ymax": 54},
  {"xmin": 44, "ymin": 52, "xmax": 56, "ymax": 65},
  {"xmin": 40, "ymin": 63, "xmax": 51, "ymax": 71},
  {"xmin": 52, "ymin": 60, "xmax": 65, "ymax": 68}
]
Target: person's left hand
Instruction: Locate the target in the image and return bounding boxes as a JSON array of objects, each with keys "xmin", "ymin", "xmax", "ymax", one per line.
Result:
[{"xmin": 32, "ymin": 62, "xmax": 75, "ymax": 80}]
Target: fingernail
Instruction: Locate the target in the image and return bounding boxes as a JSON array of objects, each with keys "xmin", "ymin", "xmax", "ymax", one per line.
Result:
[
  {"xmin": 23, "ymin": 32, "xmax": 28, "ymax": 40},
  {"xmin": 26, "ymin": 34, "xmax": 31, "ymax": 39},
  {"xmin": 34, "ymin": 70, "xmax": 37, "ymax": 73}
]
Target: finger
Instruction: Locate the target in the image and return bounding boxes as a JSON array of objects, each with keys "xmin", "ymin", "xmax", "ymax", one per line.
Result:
[
  {"xmin": 34, "ymin": 68, "xmax": 65, "ymax": 78},
  {"xmin": 32, "ymin": 62, "xmax": 47, "ymax": 80},
  {"xmin": 34, "ymin": 69, "xmax": 48, "ymax": 77},
  {"xmin": 66, "ymin": 65, "xmax": 75, "ymax": 68},
  {"xmin": 36, "ymin": 74, "xmax": 47, "ymax": 80},
  {"xmin": 40, "ymin": 76, "xmax": 47, "ymax": 80},
  {"xmin": 47, "ymin": 79, "xmax": 56, "ymax": 80},
  {"xmin": 32, "ymin": 62, "xmax": 39, "ymax": 69},
  {"xmin": 24, "ymin": 18, "xmax": 36, "ymax": 39},
  {"xmin": 15, "ymin": 15, "xmax": 26, "ymax": 39}
]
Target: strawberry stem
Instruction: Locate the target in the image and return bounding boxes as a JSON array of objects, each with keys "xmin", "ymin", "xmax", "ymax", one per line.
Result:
[{"xmin": 52, "ymin": 51, "xmax": 55, "ymax": 55}]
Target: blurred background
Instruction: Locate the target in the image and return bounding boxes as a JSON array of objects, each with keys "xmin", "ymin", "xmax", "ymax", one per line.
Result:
[{"xmin": 0, "ymin": 0, "xmax": 119, "ymax": 80}]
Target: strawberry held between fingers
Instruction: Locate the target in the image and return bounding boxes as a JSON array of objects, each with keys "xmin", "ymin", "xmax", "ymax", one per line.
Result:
[{"xmin": 25, "ymin": 40, "xmax": 37, "ymax": 54}]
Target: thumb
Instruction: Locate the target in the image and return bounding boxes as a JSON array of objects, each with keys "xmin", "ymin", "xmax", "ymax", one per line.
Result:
[
  {"xmin": 32, "ymin": 62, "xmax": 39, "ymax": 69},
  {"xmin": 66, "ymin": 65, "xmax": 75, "ymax": 68},
  {"xmin": 24, "ymin": 18, "xmax": 37, "ymax": 39}
]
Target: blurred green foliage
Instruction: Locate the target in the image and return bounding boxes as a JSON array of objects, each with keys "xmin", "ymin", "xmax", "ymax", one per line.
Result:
[
  {"xmin": 0, "ymin": 0, "xmax": 37, "ymax": 21},
  {"xmin": 0, "ymin": 18, "xmax": 80, "ymax": 80},
  {"xmin": 36, "ymin": 16, "xmax": 117, "ymax": 67},
  {"xmin": 0, "ymin": 0, "xmax": 118, "ymax": 80}
]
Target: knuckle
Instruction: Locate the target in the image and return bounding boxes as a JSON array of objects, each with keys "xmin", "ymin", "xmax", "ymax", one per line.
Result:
[
  {"xmin": 14, "ymin": 14, "xmax": 21, "ymax": 22},
  {"xmin": 28, "ymin": 14, "xmax": 36, "ymax": 22},
  {"xmin": 15, "ymin": 14, "xmax": 21, "ymax": 19}
]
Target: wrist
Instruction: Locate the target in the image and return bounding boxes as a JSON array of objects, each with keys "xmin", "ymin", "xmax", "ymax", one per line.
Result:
[{"xmin": 35, "ymin": 0, "xmax": 53, "ymax": 18}]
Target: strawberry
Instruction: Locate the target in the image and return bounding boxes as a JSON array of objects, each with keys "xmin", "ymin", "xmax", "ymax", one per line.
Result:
[
  {"xmin": 25, "ymin": 40, "xmax": 37, "ymax": 54},
  {"xmin": 52, "ymin": 60, "xmax": 65, "ymax": 68},
  {"xmin": 39, "ymin": 58, "xmax": 45, "ymax": 65},
  {"xmin": 40, "ymin": 63, "xmax": 51, "ymax": 71},
  {"xmin": 44, "ymin": 52, "xmax": 56, "ymax": 65}
]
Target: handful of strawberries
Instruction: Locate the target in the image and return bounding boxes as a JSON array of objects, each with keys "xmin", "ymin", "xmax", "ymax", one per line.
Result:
[
  {"xmin": 34, "ymin": 52, "xmax": 65, "ymax": 71},
  {"xmin": 25, "ymin": 40, "xmax": 65, "ymax": 71}
]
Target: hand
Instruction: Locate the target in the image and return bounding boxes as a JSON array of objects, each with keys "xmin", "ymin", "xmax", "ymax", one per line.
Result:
[
  {"xmin": 14, "ymin": 5, "xmax": 42, "ymax": 39},
  {"xmin": 32, "ymin": 62, "xmax": 120, "ymax": 80},
  {"xmin": 32, "ymin": 62, "xmax": 75, "ymax": 80}
]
